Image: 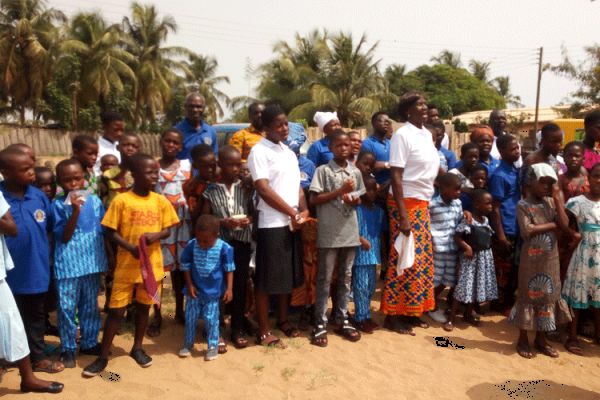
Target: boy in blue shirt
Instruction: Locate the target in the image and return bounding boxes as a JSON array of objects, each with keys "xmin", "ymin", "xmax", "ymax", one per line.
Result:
[
  {"xmin": 52, "ymin": 159, "xmax": 108, "ymax": 368},
  {"xmin": 179, "ymin": 214, "xmax": 234, "ymax": 361},
  {"xmin": 489, "ymin": 134, "xmax": 521, "ymax": 310},
  {"xmin": 0, "ymin": 147, "xmax": 64, "ymax": 373}
]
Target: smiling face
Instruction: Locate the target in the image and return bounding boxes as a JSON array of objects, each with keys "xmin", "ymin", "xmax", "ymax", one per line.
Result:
[
  {"xmin": 323, "ymin": 119, "xmax": 342, "ymax": 136},
  {"xmin": 265, "ymin": 113, "xmax": 289, "ymax": 143},
  {"xmin": 185, "ymin": 95, "xmax": 205, "ymax": 124},
  {"xmin": 407, "ymin": 96, "xmax": 428, "ymax": 126},
  {"xmin": 472, "ymin": 132, "xmax": 493, "ymax": 158},
  {"xmin": 132, "ymin": 158, "xmax": 160, "ymax": 191},
  {"xmin": 160, "ymin": 131, "xmax": 183, "ymax": 159}
]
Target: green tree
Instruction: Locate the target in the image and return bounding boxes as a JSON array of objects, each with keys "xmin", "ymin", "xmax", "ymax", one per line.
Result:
[
  {"xmin": 492, "ymin": 75, "xmax": 523, "ymax": 108},
  {"xmin": 469, "ymin": 59, "xmax": 491, "ymax": 83},
  {"xmin": 431, "ymin": 49, "xmax": 462, "ymax": 68},
  {"xmin": 186, "ymin": 53, "xmax": 230, "ymax": 123},
  {"xmin": 0, "ymin": 0, "xmax": 65, "ymax": 123}
]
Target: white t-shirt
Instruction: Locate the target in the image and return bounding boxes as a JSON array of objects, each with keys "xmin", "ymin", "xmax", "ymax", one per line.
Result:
[
  {"xmin": 491, "ymin": 134, "xmax": 523, "ymax": 168},
  {"xmin": 441, "ymin": 132, "xmax": 449, "ymax": 149},
  {"xmin": 248, "ymin": 138, "xmax": 301, "ymax": 228},
  {"xmin": 389, "ymin": 122, "xmax": 440, "ymax": 201},
  {"xmin": 94, "ymin": 136, "xmax": 121, "ymax": 175},
  {"xmin": 0, "ymin": 192, "xmax": 14, "ymax": 281}
]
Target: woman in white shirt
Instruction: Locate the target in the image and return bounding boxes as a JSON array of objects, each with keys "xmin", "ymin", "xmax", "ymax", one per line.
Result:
[
  {"xmin": 248, "ymin": 105, "xmax": 309, "ymax": 348},
  {"xmin": 381, "ymin": 92, "xmax": 440, "ymax": 335}
]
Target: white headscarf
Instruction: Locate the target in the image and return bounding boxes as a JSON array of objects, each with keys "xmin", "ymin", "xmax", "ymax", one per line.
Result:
[
  {"xmin": 313, "ymin": 111, "xmax": 338, "ymax": 132},
  {"xmin": 529, "ymin": 163, "xmax": 558, "ymax": 183}
]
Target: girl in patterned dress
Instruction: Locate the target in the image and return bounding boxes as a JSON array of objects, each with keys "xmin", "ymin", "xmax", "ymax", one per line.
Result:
[
  {"xmin": 509, "ymin": 164, "xmax": 572, "ymax": 359},
  {"xmin": 448, "ymin": 189, "xmax": 497, "ymax": 331},
  {"xmin": 562, "ymin": 163, "xmax": 600, "ymax": 355},
  {"xmin": 148, "ymin": 128, "xmax": 192, "ymax": 336}
]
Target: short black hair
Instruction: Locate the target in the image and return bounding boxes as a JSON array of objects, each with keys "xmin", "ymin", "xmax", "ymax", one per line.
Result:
[
  {"xmin": 328, "ymin": 129, "xmax": 349, "ymax": 146},
  {"xmin": 540, "ymin": 123, "xmax": 562, "ymax": 140},
  {"xmin": 590, "ymin": 162, "xmax": 600, "ymax": 175},
  {"xmin": 584, "ymin": 109, "xmax": 600, "ymax": 129},
  {"xmin": 160, "ymin": 127, "xmax": 183, "ymax": 140},
  {"xmin": 261, "ymin": 104, "xmax": 286, "ymax": 127},
  {"xmin": 469, "ymin": 165, "xmax": 488, "ymax": 178},
  {"xmin": 72, "ymin": 135, "xmax": 97, "ymax": 152},
  {"xmin": 6, "ymin": 143, "xmax": 32, "ymax": 152},
  {"xmin": 120, "ymin": 132, "xmax": 140, "ymax": 142},
  {"xmin": 101, "ymin": 154, "xmax": 119, "ymax": 163},
  {"xmin": 248, "ymin": 102, "xmax": 264, "ymax": 115},
  {"xmin": 460, "ymin": 142, "xmax": 479, "ymax": 158},
  {"xmin": 428, "ymin": 103, "xmax": 438, "ymax": 110},
  {"xmin": 0, "ymin": 147, "xmax": 30, "ymax": 169},
  {"xmin": 426, "ymin": 121, "xmax": 445, "ymax": 133},
  {"xmin": 397, "ymin": 92, "xmax": 424, "ymax": 122},
  {"xmin": 472, "ymin": 188, "xmax": 491, "ymax": 203},
  {"xmin": 356, "ymin": 150, "xmax": 375, "ymax": 163},
  {"xmin": 128, "ymin": 153, "xmax": 155, "ymax": 174},
  {"xmin": 371, "ymin": 111, "xmax": 388, "ymax": 125},
  {"xmin": 496, "ymin": 134, "xmax": 517, "ymax": 151},
  {"xmin": 100, "ymin": 111, "xmax": 124, "ymax": 126},
  {"xmin": 55, "ymin": 158, "xmax": 82, "ymax": 179},
  {"xmin": 218, "ymin": 145, "xmax": 240, "ymax": 160},
  {"xmin": 190, "ymin": 144, "xmax": 214, "ymax": 163},
  {"xmin": 34, "ymin": 166, "xmax": 53, "ymax": 178},
  {"xmin": 195, "ymin": 214, "xmax": 220, "ymax": 234},
  {"xmin": 437, "ymin": 172, "xmax": 461, "ymax": 188},
  {"xmin": 564, "ymin": 140, "xmax": 584, "ymax": 155}
]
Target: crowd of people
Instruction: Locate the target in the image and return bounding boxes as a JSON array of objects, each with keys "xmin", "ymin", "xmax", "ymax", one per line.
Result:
[{"xmin": 1, "ymin": 90, "xmax": 600, "ymax": 394}]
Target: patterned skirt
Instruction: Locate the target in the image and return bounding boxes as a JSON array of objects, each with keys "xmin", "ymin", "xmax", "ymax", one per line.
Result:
[{"xmin": 380, "ymin": 196, "xmax": 435, "ymax": 316}]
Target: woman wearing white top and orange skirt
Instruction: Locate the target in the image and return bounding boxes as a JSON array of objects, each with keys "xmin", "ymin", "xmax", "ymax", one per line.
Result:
[{"xmin": 381, "ymin": 92, "xmax": 441, "ymax": 335}]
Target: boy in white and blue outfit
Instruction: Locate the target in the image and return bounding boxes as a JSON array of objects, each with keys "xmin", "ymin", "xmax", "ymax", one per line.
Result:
[
  {"xmin": 52, "ymin": 159, "xmax": 107, "ymax": 367},
  {"xmin": 179, "ymin": 215, "xmax": 234, "ymax": 361}
]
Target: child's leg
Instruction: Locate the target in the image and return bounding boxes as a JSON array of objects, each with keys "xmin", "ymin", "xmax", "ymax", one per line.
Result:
[
  {"xmin": 77, "ymin": 274, "xmax": 102, "ymax": 351},
  {"xmin": 56, "ymin": 278, "xmax": 78, "ymax": 354},
  {"xmin": 132, "ymin": 303, "xmax": 150, "ymax": 351},
  {"xmin": 352, "ymin": 264, "xmax": 370, "ymax": 323},
  {"xmin": 517, "ymin": 329, "xmax": 533, "ymax": 358},
  {"xmin": 170, "ymin": 270, "xmax": 185, "ymax": 321},
  {"xmin": 230, "ymin": 241, "xmax": 251, "ymax": 335},
  {"xmin": 202, "ymin": 299, "xmax": 221, "ymax": 350},
  {"xmin": 184, "ymin": 296, "xmax": 201, "ymax": 349},
  {"xmin": 367, "ymin": 265, "xmax": 377, "ymax": 316},
  {"xmin": 13, "ymin": 292, "xmax": 49, "ymax": 366},
  {"xmin": 99, "ymin": 307, "xmax": 126, "ymax": 358},
  {"xmin": 314, "ymin": 248, "xmax": 337, "ymax": 327}
]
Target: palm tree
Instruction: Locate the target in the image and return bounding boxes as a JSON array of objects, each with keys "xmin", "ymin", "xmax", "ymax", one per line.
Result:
[
  {"xmin": 493, "ymin": 75, "xmax": 523, "ymax": 108},
  {"xmin": 123, "ymin": 2, "xmax": 190, "ymax": 128},
  {"xmin": 0, "ymin": 0, "xmax": 65, "ymax": 123},
  {"xmin": 62, "ymin": 12, "xmax": 136, "ymax": 115},
  {"xmin": 431, "ymin": 49, "xmax": 462, "ymax": 68},
  {"xmin": 186, "ymin": 53, "xmax": 230, "ymax": 123},
  {"xmin": 469, "ymin": 59, "xmax": 491, "ymax": 83}
]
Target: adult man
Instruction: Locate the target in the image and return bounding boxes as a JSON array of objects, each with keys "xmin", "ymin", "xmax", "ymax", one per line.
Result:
[
  {"xmin": 175, "ymin": 93, "xmax": 218, "ymax": 161},
  {"xmin": 427, "ymin": 104, "xmax": 449, "ymax": 149},
  {"xmin": 229, "ymin": 102, "xmax": 265, "ymax": 162},
  {"xmin": 306, "ymin": 111, "xmax": 342, "ymax": 167},
  {"xmin": 361, "ymin": 111, "xmax": 391, "ymax": 185},
  {"xmin": 94, "ymin": 112, "xmax": 124, "ymax": 175},
  {"xmin": 489, "ymin": 109, "xmax": 522, "ymax": 167}
]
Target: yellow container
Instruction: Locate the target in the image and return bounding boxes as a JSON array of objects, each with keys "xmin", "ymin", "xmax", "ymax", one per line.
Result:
[{"xmin": 553, "ymin": 119, "xmax": 585, "ymax": 144}]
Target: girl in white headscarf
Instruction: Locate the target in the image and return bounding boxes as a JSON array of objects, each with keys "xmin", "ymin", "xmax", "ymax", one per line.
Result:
[{"xmin": 306, "ymin": 111, "xmax": 342, "ymax": 167}]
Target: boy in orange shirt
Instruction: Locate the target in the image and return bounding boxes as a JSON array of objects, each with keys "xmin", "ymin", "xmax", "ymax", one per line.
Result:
[{"xmin": 82, "ymin": 154, "xmax": 179, "ymax": 377}]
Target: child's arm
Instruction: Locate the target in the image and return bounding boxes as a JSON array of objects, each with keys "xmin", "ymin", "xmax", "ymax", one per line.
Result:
[
  {"xmin": 310, "ymin": 178, "xmax": 355, "ymax": 206},
  {"xmin": 454, "ymin": 232, "xmax": 473, "ymax": 258},
  {"xmin": 359, "ymin": 236, "xmax": 371, "ymax": 251},
  {"xmin": 517, "ymin": 202, "xmax": 556, "ymax": 239},
  {"xmin": 490, "ymin": 200, "xmax": 510, "ymax": 249},
  {"xmin": 552, "ymin": 185, "xmax": 572, "ymax": 234},
  {"xmin": 143, "ymin": 228, "xmax": 169, "ymax": 245},
  {"xmin": 183, "ymin": 270, "xmax": 197, "ymax": 299},
  {"xmin": 0, "ymin": 210, "xmax": 17, "ymax": 237},
  {"xmin": 62, "ymin": 194, "xmax": 84, "ymax": 243},
  {"xmin": 106, "ymin": 227, "xmax": 139, "ymax": 259},
  {"xmin": 222, "ymin": 271, "xmax": 233, "ymax": 303}
]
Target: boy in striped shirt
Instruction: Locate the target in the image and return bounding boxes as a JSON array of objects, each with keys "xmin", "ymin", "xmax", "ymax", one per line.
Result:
[{"xmin": 428, "ymin": 173, "xmax": 463, "ymax": 323}]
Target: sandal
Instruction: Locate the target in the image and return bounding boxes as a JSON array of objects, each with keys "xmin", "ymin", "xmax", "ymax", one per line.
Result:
[
  {"xmin": 564, "ymin": 338, "xmax": 583, "ymax": 356},
  {"xmin": 534, "ymin": 341, "xmax": 559, "ymax": 358},
  {"xmin": 383, "ymin": 316, "xmax": 416, "ymax": 336},
  {"xmin": 516, "ymin": 342, "xmax": 534, "ymax": 359},
  {"xmin": 231, "ymin": 331, "xmax": 248, "ymax": 349},
  {"xmin": 256, "ymin": 331, "xmax": 286, "ymax": 349},
  {"xmin": 33, "ymin": 359, "xmax": 65, "ymax": 374},
  {"xmin": 410, "ymin": 317, "xmax": 430, "ymax": 329},
  {"xmin": 277, "ymin": 320, "xmax": 300, "ymax": 338},
  {"xmin": 311, "ymin": 325, "xmax": 328, "ymax": 347},
  {"xmin": 218, "ymin": 337, "xmax": 228, "ymax": 354},
  {"xmin": 334, "ymin": 320, "xmax": 361, "ymax": 342},
  {"xmin": 146, "ymin": 318, "xmax": 161, "ymax": 338},
  {"xmin": 443, "ymin": 321, "xmax": 454, "ymax": 332},
  {"xmin": 464, "ymin": 314, "xmax": 481, "ymax": 327}
]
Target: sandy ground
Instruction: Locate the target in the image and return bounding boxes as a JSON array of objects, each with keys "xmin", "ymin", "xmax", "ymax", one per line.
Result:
[{"xmin": 2, "ymin": 279, "xmax": 600, "ymax": 400}]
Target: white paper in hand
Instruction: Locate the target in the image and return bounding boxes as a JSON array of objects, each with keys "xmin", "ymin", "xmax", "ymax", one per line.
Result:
[
  {"xmin": 394, "ymin": 231, "xmax": 415, "ymax": 275},
  {"xmin": 64, "ymin": 189, "xmax": 91, "ymax": 205}
]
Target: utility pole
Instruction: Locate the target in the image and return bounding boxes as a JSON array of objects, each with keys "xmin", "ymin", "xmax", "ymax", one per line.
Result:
[{"xmin": 533, "ymin": 47, "xmax": 543, "ymax": 142}]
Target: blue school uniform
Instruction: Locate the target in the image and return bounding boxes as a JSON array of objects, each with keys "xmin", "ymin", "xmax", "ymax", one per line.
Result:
[
  {"xmin": 180, "ymin": 238, "xmax": 235, "ymax": 349},
  {"xmin": 489, "ymin": 160, "xmax": 520, "ymax": 237},
  {"xmin": 0, "ymin": 184, "xmax": 52, "ymax": 295},
  {"xmin": 352, "ymin": 204, "xmax": 384, "ymax": 322},
  {"xmin": 360, "ymin": 135, "xmax": 391, "ymax": 184},
  {"xmin": 307, "ymin": 137, "xmax": 333, "ymax": 167},
  {"xmin": 456, "ymin": 155, "xmax": 500, "ymax": 178},
  {"xmin": 298, "ymin": 155, "xmax": 316, "ymax": 189},
  {"xmin": 439, "ymin": 146, "xmax": 458, "ymax": 170},
  {"xmin": 52, "ymin": 194, "xmax": 107, "ymax": 353}
]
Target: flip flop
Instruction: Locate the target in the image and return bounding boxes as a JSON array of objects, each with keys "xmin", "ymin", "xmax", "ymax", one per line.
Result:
[
  {"xmin": 516, "ymin": 342, "xmax": 534, "ymax": 359},
  {"xmin": 535, "ymin": 342, "xmax": 559, "ymax": 358},
  {"xmin": 33, "ymin": 359, "xmax": 65, "ymax": 374},
  {"xmin": 256, "ymin": 331, "xmax": 286, "ymax": 349},
  {"xmin": 218, "ymin": 337, "xmax": 228, "ymax": 354},
  {"xmin": 564, "ymin": 338, "xmax": 583, "ymax": 356},
  {"xmin": 231, "ymin": 331, "xmax": 248, "ymax": 349},
  {"xmin": 277, "ymin": 320, "xmax": 300, "ymax": 338},
  {"xmin": 311, "ymin": 325, "xmax": 328, "ymax": 347}
]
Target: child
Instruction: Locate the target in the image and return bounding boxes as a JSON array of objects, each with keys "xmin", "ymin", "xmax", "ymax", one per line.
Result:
[
  {"xmin": 100, "ymin": 154, "xmax": 119, "ymax": 173},
  {"xmin": 201, "ymin": 146, "xmax": 252, "ymax": 349},
  {"xmin": 509, "ymin": 164, "xmax": 572, "ymax": 359},
  {"xmin": 0, "ymin": 189, "xmax": 64, "ymax": 393},
  {"xmin": 489, "ymin": 134, "xmax": 521, "ymax": 310},
  {"xmin": 178, "ymin": 215, "xmax": 234, "ymax": 361},
  {"xmin": 448, "ymin": 189, "xmax": 497, "ymax": 331},
  {"xmin": 183, "ymin": 143, "xmax": 216, "ymax": 231},
  {"xmin": 429, "ymin": 121, "xmax": 457, "ymax": 171},
  {"xmin": 309, "ymin": 130, "xmax": 365, "ymax": 347},
  {"xmin": 449, "ymin": 143, "xmax": 479, "ymax": 189},
  {"xmin": 523, "ymin": 123, "xmax": 564, "ymax": 176},
  {"xmin": 459, "ymin": 165, "xmax": 488, "ymax": 212},
  {"xmin": 352, "ymin": 176, "xmax": 384, "ymax": 333},
  {"xmin": 52, "ymin": 159, "xmax": 107, "ymax": 367},
  {"xmin": 348, "ymin": 131, "xmax": 362, "ymax": 163},
  {"xmin": 34, "ymin": 166, "xmax": 56, "ymax": 200},
  {"xmin": 71, "ymin": 135, "xmax": 100, "ymax": 194},
  {"xmin": 559, "ymin": 141, "xmax": 589, "ymax": 201},
  {"xmin": 149, "ymin": 128, "xmax": 192, "ymax": 336},
  {"xmin": 83, "ymin": 154, "xmax": 179, "ymax": 376},
  {"xmin": 581, "ymin": 110, "xmax": 600, "ymax": 172},
  {"xmin": 562, "ymin": 163, "xmax": 600, "ymax": 356},
  {"xmin": 428, "ymin": 173, "xmax": 463, "ymax": 324},
  {"xmin": 99, "ymin": 132, "xmax": 141, "ymax": 208},
  {"xmin": 94, "ymin": 111, "xmax": 124, "ymax": 175},
  {"xmin": 0, "ymin": 148, "xmax": 64, "ymax": 373},
  {"xmin": 355, "ymin": 150, "xmax": 376, "ymax": 179}
]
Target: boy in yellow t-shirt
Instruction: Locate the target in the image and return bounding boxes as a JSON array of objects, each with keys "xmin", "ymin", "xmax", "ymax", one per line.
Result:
[{"xmin": 83, "ymin": 154, "xmax": 179, "ymax": 377}]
